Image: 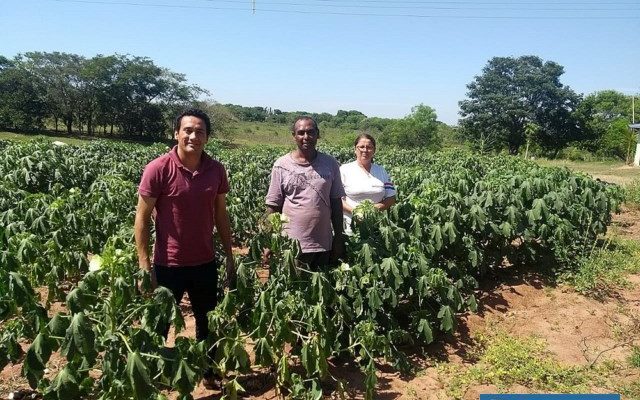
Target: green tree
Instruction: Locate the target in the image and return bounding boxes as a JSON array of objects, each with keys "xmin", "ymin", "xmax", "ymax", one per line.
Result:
[
  {"xmin": 192, "ymin": 100, "xmax": 236, "ymax": 137},
  {"xmin": 381, "ymin": 104, "xmax": 441, "ymax": 149},
  {"xmin": 20, "ymin": 51, "xmax": 84, "ymax": 134},
  {"xmin": 574, "ymin": 90, "xmax": 635, "ymax": 159},
  {"xmin": 459, "ymin": 55, "xmax": 580, "ymax": 155},
  {"xmin": 332, "ymin": 110, "xmax": 367, "ymax": 130},
  {"xmin": 358, "ymin": 117, "xmax": 393, "ymax": 134},
  {"xmin": 601, "ymin": 119, "xmax": 636, "ymax": 162},
  {"xmin": 0, "ymin": 57, "xmax": 46, "ymax": 130}
]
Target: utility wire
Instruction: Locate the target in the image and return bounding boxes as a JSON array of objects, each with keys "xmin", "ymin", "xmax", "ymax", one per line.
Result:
[
  {"xmin": 291, "ymin": 0, "xmax": 640, "ymax": 4},
  {"xmin": 50, "ymin": 0, "xmax": 640, "ymax": 19},
  {"xmin": 202, "ymin": 0, "xmax": 640, "ymax": 10}
]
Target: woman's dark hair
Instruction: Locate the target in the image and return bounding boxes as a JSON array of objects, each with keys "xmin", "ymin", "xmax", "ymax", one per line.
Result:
[
  {"xmin": 354, "ymin": 133, "xmax": 376, "ymax": 148},
  {"xmin": 174, "ymin": 108, "xmax": 212, "ymax": 136}
]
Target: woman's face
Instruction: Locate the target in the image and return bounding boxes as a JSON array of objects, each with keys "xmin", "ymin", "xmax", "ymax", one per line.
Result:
[{"xmin": 355, "ymin": 138, "xmax": 375, "ymax": 164}]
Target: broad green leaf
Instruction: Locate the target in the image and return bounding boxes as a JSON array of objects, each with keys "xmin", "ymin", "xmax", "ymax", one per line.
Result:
[
  {"xmin": 417, "ymin": 319, "xmax": 433, "ymax": 344},
  {"xmin": 47, "ymin": 365, "xmax": 80, "ymax": 400},
  {"xmin": 66, "ymin": 288, "xmax": 87, "ymax": 314},
  {"xmin": 466, "ymin": 295, "xmax": 478, "ymax": 312},
  {"xmin": 301, "ymin": 340, "xmax": 315, "ymax": 376},
  {"xmin": 430, "ymin": 225, "xmax": 443, "ymax": 251},
  {"xmin": 381, "ymin": 258, "xmax": 402, "ymax": 289},
  {"xmin": 500, "ymin": 221, "xmax": 512, "ymax": 237},
  {"xmin": 221, "ymin": 378, "xmax": 244, "ymax": 400},
  {"xmin": 310, "ymin": 380, "xmax": 323, "ymax": 400},
  {"xmin": 171, "ymin": 359, "xmax": 197, "ymax": 395},
  {"xmin": 277, "ymin": 353, "xmax": 290, "ymax": 386},
  {"xmin": 61, "ymin": 312, "xmax": 96, "ymax": 362},
  {"xmin": 360, "ymin": 243, "xmax": 373, "ymax": 267},
  {"xmin": 254, "ymin": 337, "xmax": 275, "ymax": 366},
  {"xmin": 232, "ymin": 341, "xmax": 250, "ymax": 372},
  {"xmin": 443, "ymin": 221, "xmax": 457, "ymax": 245},
  {"xmin": 364, "ymin": 359, "xmax": 377, "ymax": 400},
  {"xmin": 437, "ymin": 305, "xmax": 454, "ymax": 332},
  {"xmin": 126, "ymin": 351, "xmax": 156, "ymax": 399},
  {"xmin": 23, "ymin": 332, "xmax": 56, "ymax": 388},
  {"xmin": 367, "ymin": 287, "xmax": 383, "ymax": 312},
  {"xmin": 9, "ymin": 272, "xmax": 35, "ymax": 305}
]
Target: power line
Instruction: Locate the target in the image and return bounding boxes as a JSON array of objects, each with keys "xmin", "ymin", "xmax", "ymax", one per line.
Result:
[
  {"xmin": 294, "ymin": 0, "xmax": 640, "ymax": 4},
  {"xmin": 203, "ymin": 0, "xmax": 640, "ymax": 10},
  {"xmin": 49, "ymin": 0, "xmax": 640, "ymax": 19}
]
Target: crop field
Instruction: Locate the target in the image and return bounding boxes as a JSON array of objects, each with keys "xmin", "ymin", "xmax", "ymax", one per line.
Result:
[{"xmin": 0, "ymin": 138, "xmax": 637, "ymax": 399}]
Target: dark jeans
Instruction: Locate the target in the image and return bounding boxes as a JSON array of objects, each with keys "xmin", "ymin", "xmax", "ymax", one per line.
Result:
[
  {"xmin": 297, "ymin": 251, "xmax": 331, "ymax": 271},
  {"xmin": 154, "ymin": 261, "xmax": 218, "ymax": 341}
]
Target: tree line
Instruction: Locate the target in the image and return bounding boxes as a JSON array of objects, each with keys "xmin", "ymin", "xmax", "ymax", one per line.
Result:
[
  {"xmin": 0, "ymin": 52, "xmax": 635, "ymax": 160},
  {"xmin": 0, "ymin": 52, "xmax": 204, "ymax": 139}
]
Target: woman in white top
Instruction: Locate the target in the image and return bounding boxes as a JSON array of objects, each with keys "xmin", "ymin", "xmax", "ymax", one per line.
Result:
[{"xmin": 340, "ymin": 133, "xmax": 396, "ymax": 234}]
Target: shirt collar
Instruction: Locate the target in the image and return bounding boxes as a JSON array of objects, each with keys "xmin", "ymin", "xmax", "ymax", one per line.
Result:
[{"xmin": 168, "ymin": 145, "xmax": 213, "ymax": 173}]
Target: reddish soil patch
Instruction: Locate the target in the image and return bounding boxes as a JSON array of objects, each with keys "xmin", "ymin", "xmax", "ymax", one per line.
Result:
[{"xmin": 611, "ymin": 206, "xmax": 640, "ymax": 242}]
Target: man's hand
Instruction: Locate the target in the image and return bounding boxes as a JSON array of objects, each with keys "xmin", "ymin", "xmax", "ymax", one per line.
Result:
[
  {"xmin": 148, "ymin": 267, "xmax": 158, "ymax": 290},
  {"xmin": 330, "ymin": 234, "xmax": 345, "ymax": 264},
  {"xmin": 224, "ymin": 256, "xmax": 236, "ymax": 289},
  {"xmin": 138, "ymin": 259, "xmax": 157, "ymax": 292}
]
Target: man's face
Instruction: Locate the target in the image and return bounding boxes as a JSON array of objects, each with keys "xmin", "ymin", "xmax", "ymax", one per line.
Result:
[
  {"xmin": 293, "ymin": 119, "xmax": 318, "ymax": 151},
  {"xmin": 175, "ymin": 116, "xmax": 208, "ymax": 156}
]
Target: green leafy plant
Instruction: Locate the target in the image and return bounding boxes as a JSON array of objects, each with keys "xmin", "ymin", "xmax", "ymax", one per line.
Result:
[{"xmin": 0, "ymin": 140, "xmax": 621, "ymax": 399}]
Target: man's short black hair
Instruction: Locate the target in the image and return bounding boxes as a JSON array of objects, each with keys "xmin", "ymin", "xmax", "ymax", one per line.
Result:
[
  {"xmin": 174, "ymin": 108, "xmax": 212, "ymax": 136},
  {"xmin": 291, "ymin": 116, "xmax": 319, "ymax": 136}
]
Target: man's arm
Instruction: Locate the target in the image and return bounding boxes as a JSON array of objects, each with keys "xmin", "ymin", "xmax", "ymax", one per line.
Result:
[
  {"xmin": 134, "ymin": 194, "xmax": 157, "ymax": 272},
  {"xmin": 214, "ymin": 193, "xmax": 235, "ymax": 287},
  {"xmin": 265, "ymin": 164, "xmax": 284, "ymax": 215},
  {"xmin": 331, "ymin": 197, "xmax": 344, "ymax": 236},
  {"xmin": 266, "ymin": 204, "xmax": 283, "ymax": 214},
  {"xmin": 330, "ymin": 197, "xmax": 345, "ymax": 262}
]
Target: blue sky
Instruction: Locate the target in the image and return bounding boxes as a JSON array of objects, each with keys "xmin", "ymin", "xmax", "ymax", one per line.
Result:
[{"xmin": 2, "ymin": 0, "xmax": 638, "ymax": 124}]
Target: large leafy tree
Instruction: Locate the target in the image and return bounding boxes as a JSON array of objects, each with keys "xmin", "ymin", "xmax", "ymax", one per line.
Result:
[
  {"xmin": 459, "ymin": 56, "xmax": 581, "ymax": 155},
  {"xmin": 574, "ymin": 90, "xmax": 635, "ymax": 160},
  {"xmin": 0, "ymin": 57, "xmax": 47, "ymax": 130},
  {"xmin": 381, "ymin": 104, "xmax": 441, "ymax": 149},
  {"xmin": 20, "ymin": 51, "xmax": 84, "ymax": 134}
]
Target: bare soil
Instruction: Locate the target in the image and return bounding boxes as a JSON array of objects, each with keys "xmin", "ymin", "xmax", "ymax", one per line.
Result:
[{"xmin": 2, "ymin": 212, "xmax": 639, "ymax": 399}]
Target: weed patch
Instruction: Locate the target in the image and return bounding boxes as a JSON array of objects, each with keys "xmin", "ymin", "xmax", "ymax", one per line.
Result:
[
  {"xmin": 624, "ymin": 179, "xmax": 640, "ymax": 208},
  {"xmin": 560, "ymin": 237, "xmax": 640, "ymax": 298},
  {"xmin": 629, "ymin": 346, "xmax": 640, "ymax": 369},
  {"xmin": 437, "ymin": 331, "xmax": 634, "ymax": 399}
]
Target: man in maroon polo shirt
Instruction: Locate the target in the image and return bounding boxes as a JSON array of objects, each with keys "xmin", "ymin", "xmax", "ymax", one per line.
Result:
[{"xmin": 134, "ymin": 108, "xmax": 234, "ymax": 388}]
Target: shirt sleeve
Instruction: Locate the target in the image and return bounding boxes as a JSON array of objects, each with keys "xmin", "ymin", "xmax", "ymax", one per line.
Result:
[
  {"xmin": 380, "ymin": 165, "xmax": 396, "ymax": 199},
  {"xmin": 330, "ymin": 158, "xmax": 346, "ymax": 199},
  {"xmin": 265, "ymin": 165, "xmax": 284, "ymax": 207},
  {"xmin": 138, "ymin": 161, "xmax": 162, "ymax": 198}
]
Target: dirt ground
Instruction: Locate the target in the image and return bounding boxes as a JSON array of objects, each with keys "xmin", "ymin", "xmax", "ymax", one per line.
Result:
[{"xmin": 2, "ymin": 211, "xmax": 639, "ymax": 399}]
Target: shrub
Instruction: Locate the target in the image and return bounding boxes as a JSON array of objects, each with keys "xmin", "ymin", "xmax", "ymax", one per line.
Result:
[{"xmin": 624, "ymin": 179, "xmax": 640, "ymax": 207}]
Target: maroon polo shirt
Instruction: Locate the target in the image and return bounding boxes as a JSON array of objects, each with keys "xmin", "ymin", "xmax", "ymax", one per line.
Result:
[{"xmin": 138, "ymin": 146, "xmax": 229, "ymax": 266}]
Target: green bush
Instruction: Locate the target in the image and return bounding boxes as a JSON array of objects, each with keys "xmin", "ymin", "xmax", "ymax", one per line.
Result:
[
  {"xmin": 624, "ymin": 179, "xmax": 640, "ymax": 207},
  {"xmin": 558, "ymin": 146, "xmax": 596, "ymax": 162}
]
